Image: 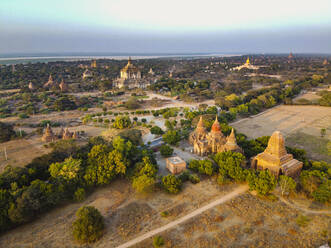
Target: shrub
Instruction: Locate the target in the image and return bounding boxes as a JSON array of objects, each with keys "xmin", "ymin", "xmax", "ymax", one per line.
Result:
[
  {"xmin": 112, "ymin": 116, "xmax": 131, "ymax": 129},
  {"xmin": 162, "ymin": 175, "xmax": 182, "ymax": 194},
  {"xmin": 189, "ymin": 174, "xmax": 200, "ymax": 184},
  {"xmin": 278, "ymin": 175, "xmax": 296, "ymax": 196},
  {"xmin": 150, "ymin": 126, "xmax": 164, "ymax": 135},
  {"xmin": 162, "ymin": 130, "xmax": 181, "ymax": 145},
  {"xmin": 296, "ymin": 215, "xmax": 310, "ymax": 228},
  {"xmin": 160, "ymin": 211, "xmax": 169, "ymax": 217},
  {"xmin": 160, "ymin": 144, "xmax": 173, "ymax": 157},
  {"xmin": 74, "ymin": 188, "xmax": 86, "ymax": 202},
  {"xmin": 72, "ymin": 206, "xmax": 104, "ymax": 244},
  {"xmin": 132, "ymin": 174, "xmax": 155, "ymax": 193},
  {"xmin": 0, "ymin": 122, "xmax": 16, "ymax": 142},
  {"xmin": 153, "ymin": 235, "xmax": 165, "ymax": 247}
]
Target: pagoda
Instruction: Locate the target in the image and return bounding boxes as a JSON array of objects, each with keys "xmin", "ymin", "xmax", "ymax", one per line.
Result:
[
  {"xmin": 251, "ymin": 131, "xmax": 303, "ymax": 177},
  {"xmin": 59, "ymin": 79, "xmax": 68, "ymax": 92},
  {"xmin": 189, "ymin": 116, "xmax": 242, "ymax": 156},
  {"xmin": 41, "ymin": 124, "xmax": 56, "ymax": 142}
]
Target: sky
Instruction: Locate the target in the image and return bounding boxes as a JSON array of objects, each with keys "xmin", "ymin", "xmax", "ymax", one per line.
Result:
[{"xmin": 1, "ymin": 0, "xmax": 331, "ymax": 54}]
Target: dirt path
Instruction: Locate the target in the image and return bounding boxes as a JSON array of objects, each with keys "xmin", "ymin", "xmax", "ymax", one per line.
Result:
[
  {"xmin": 116, "ymin": 184, "xmax": 249, "ymax": 248},
  {"xmin": 279, "ymin": 196, "xmax": 331, "ymax": 215}
]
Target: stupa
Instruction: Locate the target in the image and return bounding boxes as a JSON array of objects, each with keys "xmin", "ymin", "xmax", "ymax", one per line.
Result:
[
  {"xmin": 41, "ymin": 124, "xmax": 56, "ymax": 142},
  {"xmin": 251, "ymin": 131, "xmax": 303, "ymax": 177},
  {"xmin": 59, "ymin": 79, "xmax": 68, "ymax": 92}
]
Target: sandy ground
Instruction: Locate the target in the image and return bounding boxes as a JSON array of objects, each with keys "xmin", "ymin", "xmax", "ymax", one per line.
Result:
[{"xmin": 232, "ymin": 105, "xmax": 331, "ymax": 162}]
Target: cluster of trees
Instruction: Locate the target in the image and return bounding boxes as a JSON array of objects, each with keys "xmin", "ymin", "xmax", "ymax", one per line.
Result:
[
  {"xmin": 299, "ymin": 161, "xmax": 331, "ymax": 203},
  {"xmin": 0, "ymin": 135, "xmax": 155, "ymax": 233},
  {"xmin": 0, "ymin": 121, "xmax": 16, "ymax": 142}
]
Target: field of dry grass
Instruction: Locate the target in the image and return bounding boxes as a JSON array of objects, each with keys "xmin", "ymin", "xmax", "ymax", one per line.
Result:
[
  {"xmin": 0, "ymin": 177, "xmax": 330, "ymax": 248},
  {"xmin": 232, "ymin": 105, "xmax": 331, "ymax": 162},
  {"xmin": 0, "ymin": 136, "xmax": 51, "ymax": 171}
]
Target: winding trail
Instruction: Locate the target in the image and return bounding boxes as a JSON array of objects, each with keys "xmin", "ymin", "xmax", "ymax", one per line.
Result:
[
  {"xmin": 116, "ymin": 184, "xmax": 249, "ymax": 248},
  {"xmin": 279, "ymin": 196, "xmax": 331, "ymax": 215}
]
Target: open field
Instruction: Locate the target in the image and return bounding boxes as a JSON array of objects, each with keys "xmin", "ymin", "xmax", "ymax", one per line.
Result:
[
  {"xmin": 0, "ymin": 136, "xmax": 51, "ymax": 171},
  {"xmin": 232, "ymin": 105, "xmax": 331, "ymax": 162},
  {"xmin": 0, "ymin": 178, "xmax": 329, "ymax": 248}
]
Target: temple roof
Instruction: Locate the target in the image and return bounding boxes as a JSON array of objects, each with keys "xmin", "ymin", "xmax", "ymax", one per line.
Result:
[{"xmin": 264, "ymin": 131, "xmax": 288, "ymax": 158}]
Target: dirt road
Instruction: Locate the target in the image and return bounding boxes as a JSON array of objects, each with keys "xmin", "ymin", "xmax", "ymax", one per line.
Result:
[{"xmin": 116, "ymin": 184, "xmax": 249, "ymax": 248}]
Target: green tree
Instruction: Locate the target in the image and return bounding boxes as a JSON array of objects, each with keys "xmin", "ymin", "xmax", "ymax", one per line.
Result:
[
  {"xmin": 320, "ymin": 128, "xmax": 326, "ymax": 137},
  {"xmin": 300, "ymin": 170, "xmax": 326, "ymax": 196},
  {"xmin": 278, "ymin": 175, "xmax": 296, "ymax": 196},
  {"xmin": 312, "ymin": 180, "xmax": 331, "ymax": 203},
  {"xmin": 72, "ymin": 206, "xmax": 105, "ymax": 244},
  {"xmin": 248, "ymin": 170, "xmax": 277, "ymax": 195},
  {"xmin": 160, "ymin": 144, "xmax": 174, "ymax": 157},
  {"xmin": 214, "ymin": 151, "xmax": 246, "ymax": 182},
  {"xmin": 49, "ymin": 157, "xmax": 82, "ymax": 183},
  {"xmin": 74, "ymin": 188, "xmax": 86, "ymax": 202},
  {"xmin": 132, "ymin": 174, "xmax": 155, "ymax": 193},
  {"xmin": 0, "ymin": 122, "xmax": 15, "ymax": 142},
  {"xmin": 112, "ymin": 115, "xmax": 131, "ymax": 129},
  {"xmin": 162, "ymin": 130, "xmax": 181, "ymax": 145},
  {"xmin": 150, "ymin": 126, "xmax": 164, "ymax": 135},
  {"xmin": 153, "ymin": 235, "xmax": 165, "ymax": 247},
  {"xmin": 162, "ymin": 175, "xmax": 182, "ymax": 194}
]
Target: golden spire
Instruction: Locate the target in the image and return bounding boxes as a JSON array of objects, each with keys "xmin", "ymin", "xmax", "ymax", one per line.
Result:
[
  {"xmin": 246, "ymin": 57, "xmax": 250, "ymax": 65},
  {"xmin": 128, "ymin": 57, "xmax": 132, "ymax": 65}
]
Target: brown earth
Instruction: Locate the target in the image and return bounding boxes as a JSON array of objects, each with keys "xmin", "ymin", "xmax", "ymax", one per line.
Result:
[
  {"xmin": 232, "ymin": 105, "xmax": 331, "ymax": 162},
  {"xmin": 0, "ymin": 178, "xmax": 330, "ymax": 248}
]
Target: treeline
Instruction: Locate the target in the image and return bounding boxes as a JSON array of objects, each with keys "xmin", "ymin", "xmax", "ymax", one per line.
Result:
[{"xmin": 0, "ymin": 136, "xmax": 156, "ymax": 234}]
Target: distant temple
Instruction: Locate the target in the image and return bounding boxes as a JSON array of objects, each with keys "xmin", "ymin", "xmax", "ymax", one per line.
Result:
[
  {"xmin": 91, "ymin": 60, "xmax": 97, "ymax": 68},
  {"xmin": 288, "ymin": 52, "xmax": 294, "ymax": 59},
  {"xmin": 189, "ymin": 116, "xmax": 242, "ymax": 156},
  {"xmin": 59, "ymin": 79, "xmax": 68, "ymax": 92},
  {"xmin": 251, "ymin": 131, "xmax": 303, "ymax": 178},
  {"xmin": 28, "ymin": 82, "xmax": 35, "ymax": 91},
  {"xmin": 231, "ymin": 57, "xmax": 259, "ymax": 71},
  {"xmin": 113, "ymin": 57, "xmax": 150, "ymax": 89},
  {"xmin": 323, "ymin": 59, "xmax": 329, "ymax": 65},
  {"xmin": 148, "ymin": 68, "xmax": 155, "ymax": 75},
  {"xmin": 44, "ymin": 74, "xmax": 55, "ymax": 88},
  {"xmin": 41, "ymin": 124, "xmax": 56, "ymax": 142},
  {"xmin": 82, "ymin": 69, "xmax": 93, "ymax": 79},
  {"xmin": 120, "ymin": 57, "xmax": 141, "ymax": 80},
  {"xmin": 42, "ymin": 125, "xmax": 79, "ymax": 142}
]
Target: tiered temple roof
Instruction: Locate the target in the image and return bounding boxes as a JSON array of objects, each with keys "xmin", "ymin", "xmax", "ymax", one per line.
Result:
[
  {"xmin": 41, "ymin": 124, "xmax": 56, "ymax": 142},
  {"xmin": 251, "ymin": 131, "xmax": 303, "ymax": 177}
]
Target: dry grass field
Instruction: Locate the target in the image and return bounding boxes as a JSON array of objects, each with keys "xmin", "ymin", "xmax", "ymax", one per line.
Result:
[
  {"xmin": 0, "ymin": 178, "xmax": 329, "ymax": 248},
  {"xmin": 0, "ymin": 136, "xmax": 51, "ymax": 171},
  {"xmin": 232, "ymin": 105, "xmax": 331, "ymax": 162}
]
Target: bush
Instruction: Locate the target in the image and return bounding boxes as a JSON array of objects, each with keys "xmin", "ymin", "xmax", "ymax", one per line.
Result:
[
  {"xmin": 0, "ymin": 122, "xmax": 16, "ymax": 142},
  {"xmin": 162, "ymin": 175, "xmax": 182, "ymax": 194},
  {"xmin": 132, "ymin": 174, "xmax": 155, "ymax": 193},
  {"xmin": 150, "ymin": 126, "xmax": 164, "ymax": 135},
  {"xmin": 74, "ymin": 188, "xmax": 86, "ymax": 202},
  {"xmin": 189, "ymin": 174, "xmax": 200, "ymax": 184},
  {"xmin": 153, "ymin": 235, "xmax": 165, "ymax": 247},
  {"xmin": 160, "ymin": 144, "xmax": 173, "ymax": 157},
  {"xmin": 162, "ymin": 130, "xmax": 181, "ymax": 145},
  {"xmin": 188, "ymin": 159, "xmax": 214, "ymax": 176},
  {"xmin": 248, "ymin": 170, "xmax": 277, "ymax": 195},
  {"xmin": 296, "ymin": 215, "xmax": 310, "ymax": 228},
  {"xmin": 112, "ymin": 116, "xmax": 131, "ymax": 129},
  {"xmin": 72, "ymin": 206, "xmax": 104, "ymax": 244}
]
